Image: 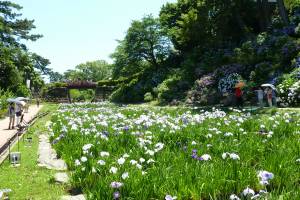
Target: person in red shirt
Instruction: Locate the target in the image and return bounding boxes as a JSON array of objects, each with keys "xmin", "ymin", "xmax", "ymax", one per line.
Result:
[{"xmin": 235, "ymin": 87, "xmax": 243, "ymax": 107}]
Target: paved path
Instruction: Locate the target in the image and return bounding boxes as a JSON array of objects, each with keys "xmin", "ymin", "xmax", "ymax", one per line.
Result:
[{"xmin": 0, "ymin": 105, "xmax": 43, "ymax": 149}]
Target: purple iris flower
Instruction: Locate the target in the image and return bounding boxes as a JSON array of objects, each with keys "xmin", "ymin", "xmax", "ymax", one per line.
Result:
[
  {"xmin": 123, "ymin": 126, "xmax": 129, "ymax": 131},
  {"xmin": 113, "ymin": 191, "xmax": 120, "ymax": 199},
  {"xmin": 191, "ymin": 153, "xmax": 198, "ymax": 159}
]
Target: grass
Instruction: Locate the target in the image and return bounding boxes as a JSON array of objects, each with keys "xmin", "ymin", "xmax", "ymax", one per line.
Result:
[
  {"xmin": 49, "ymin": 102, "xmax": 300, "ymax": 200},
  {"xmin": 0, "ymin": 104, "xmax": 67, "ymax": 200}
]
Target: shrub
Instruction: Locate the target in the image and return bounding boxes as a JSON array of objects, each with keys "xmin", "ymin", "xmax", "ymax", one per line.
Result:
[
  {"xmin": 218, "ymin": 73, "xmax": 243, "ymax": 94},
  {"xmin": 157, "ymin": 73, "xmax": 190, "ymax": 103},
  {"xmin": 144, "ymin": 92, "xmax": 153, "ymax": 102},
  {"xmin": 0, "ymin": 89, "xmax": 13, "ymax": 118},
  {"xmin": 14, "ymin": 84, "xmax": 31, "ymax": 97},
  {"xmin": 110, "ymin": 78, "xmax": 143, "ymax": 103},
  {"xmin": 70, "ymin": 89, "xmax": 95, "ymax": 102},
  {"xmin": 277, "ymin": 68, "xmax": 300, "ymax": 107},
  {"xmin": 98, "ymin": 73, "xmax": 141, "ymax": 87},
  {"xmin": 110, "ymin": 68, "xmax": 169, "ymax": 103}
]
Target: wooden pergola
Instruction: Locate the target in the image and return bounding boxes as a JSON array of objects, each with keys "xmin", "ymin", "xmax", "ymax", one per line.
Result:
[{"xmin": 45, "ymin": 81, "xmax": 116, "ymax": 103}]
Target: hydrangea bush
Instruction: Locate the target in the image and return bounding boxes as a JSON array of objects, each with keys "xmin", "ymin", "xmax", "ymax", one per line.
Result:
[
  {"xmin": 218, "ymin": 73, "xmax": 242, "ymax": 94},
  {"xmin": 277, "ymin": 68, "xmax": 300, "ymax": 107}
]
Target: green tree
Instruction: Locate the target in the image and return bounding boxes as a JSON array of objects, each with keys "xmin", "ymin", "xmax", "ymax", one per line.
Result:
[
  {"xmin": 160, "ymin": 0, "xmax": 260, "ymax": 51},
  {"xmin": 123, "ymin": 15, "xmax": 172, "ymax": 68},
  {"xmin": 0, "ymin": 1, "xmax": 47, "ymax": 94},
  {"xmin": 48, "ymin": 71, "xmax": 64, "ymax": 83},
  {"xmin": 0, "ymin": 1, "xmax": 42, "ymax": 47},
  {"xmin": 64, "ymin": 60, "xmax": 112, "ymax": 82},
  {"xmin": 31, "ymin": 53, "xmax": 51, "ymax": 75},
  {"xmin": 110, "ymin": 40, "xmax": 145, "ymax": 79}
]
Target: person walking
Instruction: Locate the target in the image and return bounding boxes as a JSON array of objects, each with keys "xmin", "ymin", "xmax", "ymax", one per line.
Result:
[
  {"xmin": 8, "ymin": 103, "xmax": 15, "ymax": 129},
  {"xmin": 235, "ymin": 86, "xmax": 243, "ymax": 108},
  {"xmin": 255, "ymin": 87, "xmax": 264, "ymax": 107},
  {"xmin": 266, "ymin": 87, "xmax": 273, "ymax": 107}
]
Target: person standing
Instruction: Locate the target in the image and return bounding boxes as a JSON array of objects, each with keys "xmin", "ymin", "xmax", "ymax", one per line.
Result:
[
  {"xmin": 266, "ymin": 87, "xmax": 273, "ymax": 107},
  {"xmin": 36, "ymin": 98, "xmax": 40, "ymax": 108},
  {"xmin": 15, "ymin": 103, "xmax": 23, "ymax": 127},
  {"xmin": 8, "ymin": 103, "xmax": 15, "ymax": 129},
  {"xmin": 235, "ymin": 87, "xmax": 243, "ymax": 108},
  {"xmin": 255, "ymin": 87, "xmax": 264, "ymax": 107},
  {"xmin": 272, "ymin": 89, "xmax": 277, "ymax": 107}
]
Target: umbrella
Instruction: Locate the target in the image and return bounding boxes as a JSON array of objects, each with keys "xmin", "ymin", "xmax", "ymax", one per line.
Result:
[
  {"xmin": 235, "ymin": 82, "xmax": 245, "ymax": 88},
  {"xmin": 15, "ymin": 97, "xmax": 30, "ymax": 101},
  {"xmin": 261, "ymin": 83, "xmax": 276, "ymax": 91},
  {"xmin": 15, "ymin": 100, "xmax": 26, "ymax": 106},
  {"xmin": 7, "ymin": 98, "xmax": 16, "ymax": 103}
]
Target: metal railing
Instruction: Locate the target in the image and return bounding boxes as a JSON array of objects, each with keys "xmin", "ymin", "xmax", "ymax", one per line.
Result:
[{"xmin": 0, "ymin": 112, "xmax": 49, "ymax": 164}]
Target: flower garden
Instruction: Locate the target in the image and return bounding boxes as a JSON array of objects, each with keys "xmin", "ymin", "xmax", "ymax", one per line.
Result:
[{"xmin": 48, "ymin": 102, "xmax": 300, "ymax": 200}]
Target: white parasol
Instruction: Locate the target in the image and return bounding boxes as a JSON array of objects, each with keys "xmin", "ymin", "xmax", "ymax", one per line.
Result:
[
  {"xmin": 15, "ymin": 100, "xmax": 26, "ymax": 106},
  {"xmin": 15, "ymin": 97, "xmax": 30, "ymax": 101},
  {"xmin": 7, "ymin": 98, "xmax": 16, "ymax": 103},
  {"xmin": 261, "ymin": 83, "xmax": 276, "ymax": 91}
]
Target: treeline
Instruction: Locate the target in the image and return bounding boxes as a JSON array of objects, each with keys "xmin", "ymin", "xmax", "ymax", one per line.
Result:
[
  {"xmin": 97, "ymin": 0, "xmax": 298, "ymax": 105},
  {"xmin": 0, "ymin": 1, "xmax": 55, "ymax": 116},
  {"xmin": 47, "ymin": 0, "xmax": 300, "ymax": 106}
]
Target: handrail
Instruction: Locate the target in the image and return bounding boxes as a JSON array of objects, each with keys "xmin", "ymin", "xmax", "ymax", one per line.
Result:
[{"xmin": 0, "ymin": 112, "xmax": 49, "ymax": 163}]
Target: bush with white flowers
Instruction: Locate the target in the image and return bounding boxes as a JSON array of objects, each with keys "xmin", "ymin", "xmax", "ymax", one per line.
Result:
[
  {"xmin": 277, "ymin": 70, "xmax": 300, "ymax": 107},
  {"xmin": 218, "ymin": 73, "xmax": 243, "ymax": 93}
]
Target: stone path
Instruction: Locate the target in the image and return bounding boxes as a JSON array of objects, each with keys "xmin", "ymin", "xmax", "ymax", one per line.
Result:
[
  {"xmin": 38, "ymin": 134, "xmax": 86, "ymax": 200},
  {"xmin": 54, "ymin": 172, "xmax": 69, "ymax": 184},
  {"xmin": 0, "ymin": 105, "xmax": 43, "ymax": 148},
  {"xmin": 61, "ymin": 195, "xmax": 86, "ymax": 200},
  {"xmin": 37, "ymin": 134, "xmax": 67, "ymax": 170},
  {"xmin": 0, "ymin": 105, "xmax": 43, "ymax": 163}
]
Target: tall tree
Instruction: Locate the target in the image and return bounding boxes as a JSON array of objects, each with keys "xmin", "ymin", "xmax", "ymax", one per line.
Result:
[
  {"xmin": 0, "ymin": 1, "xmax": 42, "ymax": 48},
  {"xmin": 278, "ymin": 0, "xmax": 289, "ymax": 25},
  {"xmin": 123, "ymin": 15, "xmax": 172, "ymax": 68},
  {"xmin": 48, "ymin": 71, "xmax": 64, "ymax": 82},
  {"xmin": 160, "ymin": 0, "xmax": 259, "ymax": 51},
  {"xmin": 110, "ymin": 40, "xmax": 144, "ymax": 78},
  {"xmin": 0, "ymin": 1, "xmax": 47, "ymax": 94}
]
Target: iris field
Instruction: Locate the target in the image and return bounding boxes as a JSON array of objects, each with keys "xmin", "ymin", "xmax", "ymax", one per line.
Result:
[{"xmin": 48, "ymin": 102, "xmax": 300, "ymax": 200}]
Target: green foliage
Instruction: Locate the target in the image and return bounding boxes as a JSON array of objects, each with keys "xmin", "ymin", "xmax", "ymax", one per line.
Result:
[
  {"xmin": 111, "ymin": 15, "xmax": 171, "ymax": 80},
  {"xmin": 0, "ymin": 1, "xmax": 42, "ymax": 47},
  {"xmin": 14, "ymin": 84, "xmax": 31, "ymax": 97},
  {"xmin": 70, "ymin": 89, "xmax": 95, "ymax": 102},
  {"xmin": 157, "ymin": 72, "xmax": 190, "ymax": 103},
  {"xmin": 277, "ymin": 68, "xmax": 300, "ymax": 106},
  {"xmin": 64, "ymin": 60, "xmax": 112, "ymax": 82},
  {"xmin": 50, "ymin": 103, "xmax": 300, "ymax": 199},
  {"xmin": 47, "ymin": 82, "xmax": 68, "ymax": 88},
  {"xmin": 160, "ymin": 0, "xmax": 259, "ymax": 51},
  {"xmin": 285, "ymin": 0, "xmax": 300, "ymax": 11},
  {"xmin": 0, "ymin": 89, "xmax": 13, "ymax": 118},
  {"xmin": 110, "ymin": 78, "xmax": 143, "ymax": 103},
  {"xmin": 0, "ymin": 1, "xmax": 48, "ymax": 96},
  {"xmin": 98, "ymin": 73, "xmax": 141, "ymax": 87},
  {"xmin": 110, "ymin": 68, "xmax": 169, "ymax": 103},
  {"xmin": 0, "ymin": 104, "xmax": 67, "ymax": 199},
  {"xmin": 144, "ymin": 92, "xmax": 153, "ymax": 102},
  {"xmin": 123, "ymin": 15, "xmax": 171, "ymax": 67}
]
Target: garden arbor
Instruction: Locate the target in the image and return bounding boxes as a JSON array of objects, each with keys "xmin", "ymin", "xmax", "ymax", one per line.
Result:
[{"xmin": 45, "ymin": 81, "xmax": 115, "ymax": 103}]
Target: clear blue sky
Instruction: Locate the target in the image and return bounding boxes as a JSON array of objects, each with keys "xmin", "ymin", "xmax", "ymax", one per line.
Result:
[{"xmin": 14, "ymin": 0, "xmax": 176, "ymax": 73}]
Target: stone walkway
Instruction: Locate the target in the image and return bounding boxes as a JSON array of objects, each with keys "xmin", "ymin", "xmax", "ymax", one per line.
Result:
[
  {"xmin": 37, "ymin": 134, "xmax": 67, "ymax": 170},
  {"xmin": 0, "ymin": 105, "xmax": 43, "ymax": 151}
]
